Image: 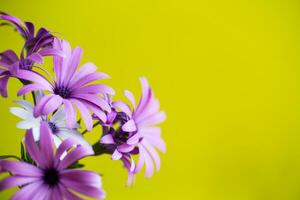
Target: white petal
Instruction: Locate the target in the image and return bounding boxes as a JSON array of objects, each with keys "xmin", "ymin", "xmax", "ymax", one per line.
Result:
[
  {"xmin": 57, "ymin": 130, "xmax": 90, "ymax": 146},
  {"xmin": 10, "ymin": 107, "xmax": 30, "ymax": 119}
]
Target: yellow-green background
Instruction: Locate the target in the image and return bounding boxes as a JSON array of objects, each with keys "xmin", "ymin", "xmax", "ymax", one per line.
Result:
[{"xmin": 1, "ymin": 0, "xmax": 300, "ymax": 199}]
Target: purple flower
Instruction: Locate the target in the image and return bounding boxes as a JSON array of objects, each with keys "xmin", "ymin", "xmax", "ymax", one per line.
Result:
[
  {"xmin": 0, "ymin": 121, "xmax": 105, "ymax": 200},
  {"xmin": 100, "ymin": 77, "xmax": 166, "ymax": 181},
  {"xmin": 17, "ymin": 38, "xmax": 115, "ymax": 131},
  {"xmin": 0, "ymin": 12, "xmax": 63, "ymax": 97}
]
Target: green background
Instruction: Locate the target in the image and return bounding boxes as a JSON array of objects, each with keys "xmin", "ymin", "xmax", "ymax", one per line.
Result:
[{"xmin": 1, "ymin": 0, "xmax": 300, "ymax": 199}]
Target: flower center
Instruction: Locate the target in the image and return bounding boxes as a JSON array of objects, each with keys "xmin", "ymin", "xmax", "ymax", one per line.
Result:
[
  {"xmin": 43, "ymin": 168, "xmax": 60, "ymax": 187},
  {"xmin": 48, "ymin": 122, "xmax": 59, "ymax": 134},
  {"xmin": 54, "ymin": 85, "xmax": 71, "ymax": 98},
  {"xmin": 19, "ymin": 58, "xmax": 34, "ymax": 70}
]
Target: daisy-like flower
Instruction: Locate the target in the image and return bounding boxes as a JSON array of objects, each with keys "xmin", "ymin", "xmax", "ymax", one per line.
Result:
[
  {"xmin": 100, "ymin": 77, "xmax": 166, "ymax": 180},
  {"xmin": 10, "ymin": 99, "xmax": 89, "ymax": 147},
  {"xmin": 17, "ymin": 38, "xmax": 115, "ymax": 131},
  {"xmin": 0, "ymin": 121, "xmax": 106, "ymax": 200},
  {"xmin": 0, "ymin": 12, "xmax": 63, "ymax": 97}
]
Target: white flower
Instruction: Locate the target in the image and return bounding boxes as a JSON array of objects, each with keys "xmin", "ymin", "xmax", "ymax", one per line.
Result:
[{"xmin": 10, "ymin": 100, "xmax": 90, "ymax": 147}]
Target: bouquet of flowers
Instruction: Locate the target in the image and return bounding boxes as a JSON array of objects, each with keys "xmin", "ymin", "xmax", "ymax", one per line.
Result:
[{"xmin": 0, "ymin": 12, "xmax": 166, "ymax": 200}]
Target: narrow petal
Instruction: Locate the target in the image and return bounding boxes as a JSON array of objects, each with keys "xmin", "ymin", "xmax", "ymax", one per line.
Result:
[
  {"xmin": 0, "ymin": 160, "xmax": 42, "ymax": 177},
  {"xmin": 63, "ymin": 99, "xmax": 77, "ymax": 129},
  {"xmin": 142, "ymin": 141, "xmax": 161, "ymax": 171},
  {"xmin": 61, "ymin": 179, "xmax": 106, "ymax": 199},
  {"xmin": 0, "ymin": 76, "xmax": 9, "ymax": 97},
  {"xmin": 72, "ymin": 84, "xmax": 115, "ymax": 95},
  {"xmin": 18, "ymin": 83, "xmax": 47, "ymax": 96},
  {"xmin": 33, "ymin": 94, "xmax": 54, "ymax": 117},
  {"xmin": 72, "ymin": 94, "xmax": 111, "ymax": 112},
  {"xmin": 39, "ymin": 121, "xmax": 54, "ymax": 168},
  {"xmin": 16, "ymin": 70, "xmax": 53, "ymax": 91},
  {"xmin": 24, "ymin": 129, "xmax": 44, "ymax": 166},
  {"xmin": 11, "ymin": 181, "xmax": 44, "ymax": 200},
  {"xmin": 112, "ymin": 149, "xmax": 122, "ymax": 160},
  {"xmin": 54, "ymin": 138, "xmax": 78, "ymax": 166},
  {"xmin": 0, "ymin": 176, "xmax": 39, "ymax": 190},
  {"xmin": 124, "ymin": 90, "xmax": 136, "ymax": 109},
  {"xmin": 143, "ymin": 134, "xmax": 166, "ymax": 153},
  {"xmin": 117, "ymin": 144, "xmax": 135, "ymax": 153},
  {"xmin": 58, "ymin": 146, "xmax": 94, "ymax": 170},
  {"xmin": 140, "ymin": 145, "xmax": 154, "ymax": 178},
  {"xmin": 100, "ymin": 134, "xmax": 115, "ymax": 144},
  {"xmin": 136, "ymin": 111, "xmax": 166, "ymax": 128},
  {"xmin": 112, "ymin": 101, "xmax": 132, "ymax": 117},
  {"xmin": 122, "ymin": 119, "xmax": 137, "ymax": 132},
  {"xmin": 60, "ymin": 169, "xmax": 101, "ymax": 187},
  {"xmin": 72, "ymin": 99, "xmax": 93, "ymax": 131},
  {"xmin": 41, "ymin": 95, "xmax": 63, "ymax": 116}
]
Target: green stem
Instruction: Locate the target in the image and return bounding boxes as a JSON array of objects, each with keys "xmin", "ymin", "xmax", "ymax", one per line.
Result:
[
  {"xmin": 81, "ymin": 121, "xmax": 101, "ymax": 135},
  {"xmin": 0, "ymin": 155, "xmax": 22, "ymax": 161},
  {"xmin": 92, "ymin": 142, "xmax": 109, "ymax": 156}
]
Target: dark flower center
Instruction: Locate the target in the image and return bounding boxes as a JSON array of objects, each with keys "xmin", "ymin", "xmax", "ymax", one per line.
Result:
[
  {"xmin": 19, "ymin": 58, "xmax": 34, "ymax": 70},
  {"xmin": 54, "ymin": 85, "xmax": 71, "ymax": 98},
  {"xmin": 48, "ymin": 122, "xmax": 59, "ymax": 134},
  {"xmin": 43, "ymin": 168, "xmax": 60, "ymax": 186}
]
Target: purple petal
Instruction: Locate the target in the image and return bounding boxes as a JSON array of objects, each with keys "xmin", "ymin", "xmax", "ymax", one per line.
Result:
[
  {"xmin": 136, "ymin": 111, "xmax": 166, "ymax": 128},
  {"xmin": 63, "ymin": 99, "xmax": 77, "ymax": 129},
  {"xmin": 54, "ymin": 138, "xmax": 78, "ymax": 166},
  {"xmin": 0, "ymin": 160, "xmax": 42, "ymax": 177},
  {"xmin": 39, "ymin": 121, "xmax": 54, "ymax": 168},
  {"xmin": 100, "ymin": 134, "xmax": 115, "ymax": 144},
  {"xmin": 143, "ymin": 133, "xmax": 166, "ymax": 153},
  {"xmin": 16, "ymin": 70, "xmax": 53, "ymax": 91},
  {"xmin": 88, "ymin": 104, "xmax": 107, "ymax": 123},
  {"xmin": 41, "ymin": 95, "xmax": 63, "ymax": 116},
  {"xmin": 18, "ymin": 83, "xmax": 46, "ymax": 96},
  {"xmin": 135, "ymin": 77, "xmax": 151, "ymax": 116},
  {"xmin": 0, "ymin": 176, "xmax": 39, "ymax": 190},
  {"xmin": 112, "ymin": 101, "xmax": 132, "ymax": 117},
  {"xmin": 70, "ymin": 72, "xmax": 109, "ymax": 89},
  {"xmin": 27, "ymin": 53, "xmax": 43, "ymax": 64},
  {"xmin": 63, "ymin": 190, "xmax": 83, "ymax": 200},
  {"xmin": 72, "ymin": 84, "xmax": 115, "ymax": 95},
  {"xmin": 126, "ymin": 133, "xmax": 140, "ymax": 145},
  {"xmin": 33, "ymin": 94, "xmax": 54, "ymax": 117},
  {"xmin": 72, "ymin": 99, "xmax": 93, "ymax": 131},
  {"xmin": 122, "ymin": 119, "xmax": 137, "ymax": 132},
  {"xmin": 117, "ymin": 144, "xmax": 135, "ymax": 153},
  {"xmin": 11, "ymin": 181, "xmax": 44, "ymax": 200},
  {"xmin": 124, "ymin": 90, "xmax": 136, "ymax": 108},
  {"xmin": 61, "ymin": 178, "xmax": 106, "ymax": 199},
  {"xmin": 142, "ymin": 141, "xmax": 161, "ymax": 171},
  {"xmin": 0, "ymin": 76, "xmax": 9, "ymax": 97},
  {"xmin": 58, "ymin": 146, "xmax": 94, "ymax": 170},
  {"xmin": 67, "ymin": 62, "xmax": 97, "ymax": 85},
  {"xmin": 72, "ymin": 93, "xmax": 111, "ymax": 112},
  {"xmin": 60, "ymin": 169, "xmax": 101, "ymax": 187},
  {"xmin": 140, "ymin": 145, "xmax": 154, "ymax": 177},
  {"xmin": 39, "ymin": 47, "xmax": 65, "ymax": 57},
  {"xmin": 64, "ymin": 47, "xmax": 82, "ymax": 84},
  {"xmin": 112, "ymin": 149, "xmax": 122, "ymax": 160},
  {"xmin": 24, "ymin": 129, "xmax": 45, "ymax": 167}
]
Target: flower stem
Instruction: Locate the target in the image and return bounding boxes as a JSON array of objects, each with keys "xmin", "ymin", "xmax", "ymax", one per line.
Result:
[
  {"xmin": 0, "ymin": 155, "xmax": 22, "ymax": 161},
  {"xmin": 81, "ymin": 121, "xmax": 101, "ymax": 135}
]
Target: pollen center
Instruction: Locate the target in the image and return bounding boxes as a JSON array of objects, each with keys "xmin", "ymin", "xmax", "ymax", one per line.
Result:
[
  {"xmin": 54, "ymin": 86, "xmax": 71, "ymax": 98},
  {"xmin": 43, "ymin": 168, "xmax": 60, "ymax": 186},
  {"xmin": 48, "ymin": 122, "xmax": 59, "ymax": 134}
]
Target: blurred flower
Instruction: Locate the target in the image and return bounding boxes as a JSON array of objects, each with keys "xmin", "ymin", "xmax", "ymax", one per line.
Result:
[
  {"xmin": 0, "ymin": 12, "xmax": 64, "ymax": 97},
  {"xmin": 17, "ymin": 38, "xmax": 115, "ymax": 131},
  {"xmin": 10, "ymin": 99, "xmax": 89, "ymax": 147},
  {"xmin": 0, "ymin": 121, "xmax": 105, "ymax": 199},
  {"xmin": 100, "ymin": 77, "xmax": 166, "ymax": 183}
]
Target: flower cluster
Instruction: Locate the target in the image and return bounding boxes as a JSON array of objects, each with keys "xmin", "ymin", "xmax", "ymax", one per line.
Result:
[{"xmin": 0, "ymin": 12, "xmax": 166, "ymax": 199}]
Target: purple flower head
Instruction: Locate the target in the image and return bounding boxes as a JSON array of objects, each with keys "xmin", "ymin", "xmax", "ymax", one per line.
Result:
[
  {"xmin": 100, "ymin": 77, "xmax": 166, "ymax": 183},
  {"xmin": 0, "ymin": 12, "xmax": 63, "ymax": 97},
  {"xmin": 0, "ymin": 121, "xmax": 105, "ymax": 199},
  {"xmin": 17, "ymin": 38, "xmax": 115, "ymax": 131}
]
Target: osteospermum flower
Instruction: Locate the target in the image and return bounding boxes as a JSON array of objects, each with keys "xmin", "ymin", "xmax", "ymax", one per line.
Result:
[
  {"xmin": 100, "ymin": 77, "xmax": 166, "ymax": 180},
  {"xmin": 0, "ymin": 121, "xmax": 106, "ymax": 200},
  {"xmin": 0, "ymin": 12, "xmax": 63, "ymax": 97},
  {"xmin": 10, "ymin": 99, "xmax": 89, "ymax": 147},
  {"xmin": 17, "ymin": 38, "xmax": 115, "ymax": 131}
]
